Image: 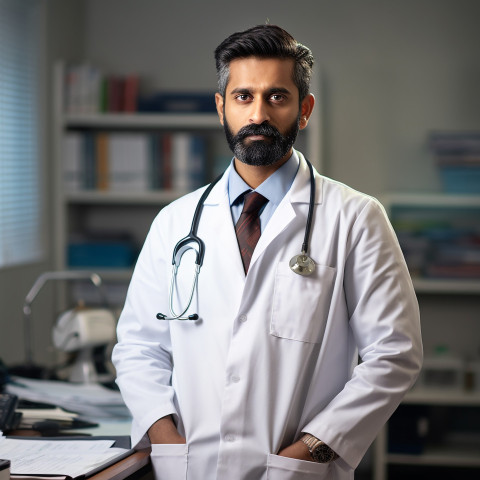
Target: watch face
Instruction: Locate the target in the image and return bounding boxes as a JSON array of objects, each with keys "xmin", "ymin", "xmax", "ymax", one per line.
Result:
[{"xmin": 312, "ymin": 444, "xmax": 337, "ymax": 463}]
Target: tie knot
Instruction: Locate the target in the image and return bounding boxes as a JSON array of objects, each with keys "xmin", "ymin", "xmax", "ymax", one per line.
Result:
[{"xmin": 242, "ymin": 191, "xmax": 268, "ymax": 215}]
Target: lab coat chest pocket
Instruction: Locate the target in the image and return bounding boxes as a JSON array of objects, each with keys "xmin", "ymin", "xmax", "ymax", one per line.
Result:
[
  {"xmin": 150, "ymin": 444, "xmax": 188, "ymax": 480},
  {"xmin": 271, "ymin": 263, "xmax": 336, "ymax": 343}
]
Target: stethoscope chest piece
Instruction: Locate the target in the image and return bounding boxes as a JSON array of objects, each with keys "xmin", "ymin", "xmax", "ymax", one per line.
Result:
[{"xmin": 289, "ymin": 252, "xmax": 315, "ymax": 276}]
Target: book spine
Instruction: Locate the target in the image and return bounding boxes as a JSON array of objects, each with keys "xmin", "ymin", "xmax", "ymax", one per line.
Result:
[
  {"xmin": 96, "ymin": 133, "xmax": 109, "ymax": 191},
  {"xmin": 84, "ymin": 133, "xmax": 96, "ymax": 189},
  {"xmin": 63, "ymin": 132, "xmax": 84, "ymax": 191}
]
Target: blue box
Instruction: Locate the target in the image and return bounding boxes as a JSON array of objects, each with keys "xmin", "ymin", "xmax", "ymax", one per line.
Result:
[
  {"xmin": 138, "ymin": 92, "xmax": 216, "ymax": 113},
  {"xmin": 68, "ymin": 242, "xmax": 137, "ymax": 268},
  {"xmin": 439, "ymin": 166, "xmax": 480, "ymax": 194}
]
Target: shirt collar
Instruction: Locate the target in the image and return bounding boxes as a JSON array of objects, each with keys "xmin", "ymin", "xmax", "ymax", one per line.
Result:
[{"xmin": 228, "ymin": 150, "xmax": 300, "ymax": 206}]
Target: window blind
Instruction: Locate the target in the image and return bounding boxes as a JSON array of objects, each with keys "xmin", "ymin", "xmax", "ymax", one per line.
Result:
[{"xmin": 0, "ymin": 0, "xmax": 43, "ymax": 267}]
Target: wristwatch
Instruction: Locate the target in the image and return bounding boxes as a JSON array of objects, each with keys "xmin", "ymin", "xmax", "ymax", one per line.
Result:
[{"xmin": 300, "ymin": 433, "xmax": 339, "ymax": 463}]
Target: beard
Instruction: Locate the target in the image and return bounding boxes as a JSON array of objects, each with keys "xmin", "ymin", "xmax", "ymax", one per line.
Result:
[{"xmin": 223, "ymin": 113, "xmax": 300, "ymax": 167}]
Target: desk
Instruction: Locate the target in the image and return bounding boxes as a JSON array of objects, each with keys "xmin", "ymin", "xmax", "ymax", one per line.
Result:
[
  {"xmin": 8, "ymin": 431, "xmax": 153, "ymax": 480},
  {"xmin": 89, "ymin": 449, "xmax": 151, "ymax": 480}
]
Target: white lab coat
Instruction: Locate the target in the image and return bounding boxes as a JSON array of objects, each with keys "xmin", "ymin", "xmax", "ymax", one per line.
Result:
[{"xmin": 112, "ymin": 152, "xmax": 423, "ymax": 480}]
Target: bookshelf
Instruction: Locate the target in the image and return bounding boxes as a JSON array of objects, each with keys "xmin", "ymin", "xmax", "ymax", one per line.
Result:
[
  {"xmin": 52, "ymin": 62, "xmax": 323, "ymax": 307},
  {"xmin": 374, "ymin": 193, "xmax": 480, "ymax": 480},
  {"xmin": 374, "ymin": 390, "xmax": 480, "ymax": 480},
  {"xmin": 380, "ymin": 192, "xmax": 480, "ymax": 294}
]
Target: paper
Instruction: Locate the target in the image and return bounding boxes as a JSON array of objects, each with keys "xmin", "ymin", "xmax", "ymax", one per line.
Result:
[
  {"xmin": 0, "ymin": 438, "xmax": 129, "ymax": 478},
  {"xmin": 6, "ymin": 377, "xmax": 130, "ymax": 419},
  {"xmin": 17, "ymin": 407, "xmax": 78, "ymax": 422}
]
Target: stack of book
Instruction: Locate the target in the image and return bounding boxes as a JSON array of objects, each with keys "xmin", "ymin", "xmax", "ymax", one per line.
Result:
[
  {"xmin": 64, "ymin": 63, "xmax": 139, "ymax": 114},
  {"xmin": 429, "ymin": 131, "xmax": 480, "ymax": 194},
  {"xmin": 63, "ymin": 131, "xmax": 207, "ymax": 192},
  {"xmin": 392, "ymin": 205, "xmax": 480, "ymax": 280}
]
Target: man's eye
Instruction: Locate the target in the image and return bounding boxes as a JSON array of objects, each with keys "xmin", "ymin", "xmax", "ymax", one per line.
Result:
[
  {"xmin": 270, "ymin": 94, "xmax": 285, "ymax": 102},
  {"xmin": 236, "ymin": 94, "xmax": 250, "ymax": 102}
]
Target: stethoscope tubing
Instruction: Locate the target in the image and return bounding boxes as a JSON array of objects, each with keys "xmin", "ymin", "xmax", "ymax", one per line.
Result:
[{"xmin": 157, "ymin": 157, "xmax": 316, "ymax": 321}]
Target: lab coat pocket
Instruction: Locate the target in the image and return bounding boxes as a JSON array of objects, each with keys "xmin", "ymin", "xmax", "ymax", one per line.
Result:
[
  {"xmin": 150, "ymin": 444, "xmax": 188, "ymax": 480},
  {"xmin": 271, "ymin": 262, "xmax": 336, "ymax": 343},
  {"xmin": 266, "ymin": 454, "xmax": 331, "ymax": 479}
]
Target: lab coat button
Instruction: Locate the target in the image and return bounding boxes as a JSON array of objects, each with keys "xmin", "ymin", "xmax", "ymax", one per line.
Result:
[
  {"xmin": 225, "ymin": 434, "xmax": 236, "ymax": 442},
  {"xmin": 239, "ymin": 314, "xmax": 247, "ymax": 323},
  {"xmin": 231, "ymin": 375, "xmax": 240, "ymax": 383}
]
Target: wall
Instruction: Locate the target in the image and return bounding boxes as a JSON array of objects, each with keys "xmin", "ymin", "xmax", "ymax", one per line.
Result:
[
  {"xmin": 81, "ymin": 0, "xmax": 480, "ymax": 196},
  {"xmin": 77, "ymin": 0, "xmax": 480, "ymax": 363},
  {"xmin": 0, "ymin": 0, "xmax": 85, "ymax": 369},
  {"xmin": 3, "ymin": 0, "xmax": 480, "ymax": 369}
]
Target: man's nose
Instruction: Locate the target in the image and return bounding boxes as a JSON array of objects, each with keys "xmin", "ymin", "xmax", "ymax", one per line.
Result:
[{"xmin": 249, "ymin": 99, "xmax": 270, "ymax": 125}]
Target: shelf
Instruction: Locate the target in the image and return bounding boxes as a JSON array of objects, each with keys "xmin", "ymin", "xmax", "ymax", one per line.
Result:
[
  {"xmin": 63, "ymin": 112, "xmax": 222, "ymax": 129},
  {"xmin": 412, "ymin": 278, "xmax": 480, "ymax": 294},
  {"xmin": 381, "ymin": 192, "xmax": 480, "ymax": 208},
  {"xmin": 404, "ymin": 389, "xmax": 480, "ymax": 406},
  {"xmin": 387, "ymin": 445, "xmax": 480, "ymax": 467},
  {"xmin": 65, "ymin": 190, "xmax": 187, "ymax": 205}
]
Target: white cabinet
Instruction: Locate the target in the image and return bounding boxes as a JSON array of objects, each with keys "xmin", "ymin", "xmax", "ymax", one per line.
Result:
[
  {"xmin": 52, "ymin": 62, "xmax": 323, "ymax": 307},
  {"xmin": 374, "ymin": 193, "xmax": 480, "ymax": 480}
]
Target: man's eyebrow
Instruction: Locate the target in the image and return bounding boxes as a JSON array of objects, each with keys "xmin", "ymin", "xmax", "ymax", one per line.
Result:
[
  {"xmin": 229, "ymin": 87, "xmax": 252, "ymax": 95},
  {"xmin": 266, "ymin": 87, "xmax": 291, "ymax": 95},
  {"xmin": 229, "ymin": 87, "xmax": 292, "ymax": 95}
]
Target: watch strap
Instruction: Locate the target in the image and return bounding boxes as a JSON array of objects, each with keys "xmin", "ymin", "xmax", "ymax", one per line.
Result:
[{"xmin": 301, "ymin": 433, "xmax": 324, "ymax": 451}]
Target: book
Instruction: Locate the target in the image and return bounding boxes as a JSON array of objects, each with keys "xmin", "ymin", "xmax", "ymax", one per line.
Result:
[
  {"xmin": 83, "ymin": 133, "xmax": 96, "ymax": 190},
  {"xmin": 171, "ymin": 132, "xmax": 191, "ymax": 191},
  {"xmin": 64, "ymin": 63, "xmax": 140, "ymax": 114},
  {"xmin": 429, "ymin": 131, "xmax": 480, "ymax": 155},
  {"xmin": 62, "ymin": 132, "xmax": 84, "ymax": 191},
  {"xmin": 95, "ymin": 132, "xmax": 109, "ymax": 190},
  {"xmin": 62, "ymin": 131, "xmax": 208, "ymax": 193},
  {"xmin": 108, "ymin": 133, "xmax": 150, "ymax": 191}
]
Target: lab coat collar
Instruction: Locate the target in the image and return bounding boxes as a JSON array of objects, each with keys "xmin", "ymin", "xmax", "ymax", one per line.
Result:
[
  {"xmin": 251, "ymin": 154, "xmax": 316, "ymax": 264},
  {"xmin": 202, "ymin": 152, "xmax": 323, "ymax": 207},
  {"xmin": 200, "ymin": 152, "xmax": 323, "ymax": 275},
  {"xmin": 202, "ymin": 164, "xmax": 231, "ymax": 206},
  {"xmin": 288, "ymin": 151, "xmax": 324, "ymax": 206}
]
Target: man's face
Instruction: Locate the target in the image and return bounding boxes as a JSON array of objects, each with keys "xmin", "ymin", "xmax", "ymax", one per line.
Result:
[{"xmin": 215, "ymin": 57, "xmax": 305, "ymax": 167}]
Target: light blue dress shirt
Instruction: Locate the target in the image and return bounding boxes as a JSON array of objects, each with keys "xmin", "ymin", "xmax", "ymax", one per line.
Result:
[{"xmin": 228, "ymin": 150, "xmax": 300, "ymax": 232}]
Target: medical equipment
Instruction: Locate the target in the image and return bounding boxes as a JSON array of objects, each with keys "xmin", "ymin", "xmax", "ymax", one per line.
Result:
[
  {"xmin": 53, "ymin": 306, "xmax": 116, "ymax": 383},
  {"xmin": 156, "ymin": 159, "xmax": 316, "ymax": 321},
  {"xmin": 289, "ymin": 160, "xmax": 316, "ymax": 276},
  {"xmin": 11, "ymin": 271, "xmax": 116, "ymax": 382}
]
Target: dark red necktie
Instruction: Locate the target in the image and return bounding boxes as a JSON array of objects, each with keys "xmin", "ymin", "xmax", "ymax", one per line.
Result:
[{"xmin": 235, "ymin": 191, "xmax": 268, "ymax": 273}]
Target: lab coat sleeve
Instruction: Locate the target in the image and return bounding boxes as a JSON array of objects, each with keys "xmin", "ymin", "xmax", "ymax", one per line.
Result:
[
  {"xmin": 112, "ymin": 210, "xmax": 178, "ymax": 448},
  {"xmin": 302, "ymin": 197, "xmax": 423, "ymax": 469}
]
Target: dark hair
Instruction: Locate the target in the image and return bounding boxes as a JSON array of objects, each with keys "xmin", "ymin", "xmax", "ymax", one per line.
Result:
[{"xmin": 214, "ymin": 25, "xmax": 314, "ymax": 101}]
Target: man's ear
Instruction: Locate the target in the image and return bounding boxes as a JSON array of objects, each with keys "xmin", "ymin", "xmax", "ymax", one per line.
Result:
[
  {"xmin": 299, "ymin": 93, "xmax": 315, "ymax": 130},
  {"xmin": 215, "ymin": 93, "xmax": 225, "ymax": 126}
]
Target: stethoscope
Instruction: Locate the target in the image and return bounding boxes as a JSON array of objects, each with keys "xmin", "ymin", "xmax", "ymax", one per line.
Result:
[{"xmin": 156, "ymin": 158, "xmax": 316, "ymax": 321}]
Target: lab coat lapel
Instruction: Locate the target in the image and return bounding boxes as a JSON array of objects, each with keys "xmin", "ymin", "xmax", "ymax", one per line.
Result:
[
  {"xmin": 249, "ymin": 153, "xmax": 318, "ymax": 270},
  {"xmin": 202, "ymin": 167, "xmax": 246, "ymax": 283}
]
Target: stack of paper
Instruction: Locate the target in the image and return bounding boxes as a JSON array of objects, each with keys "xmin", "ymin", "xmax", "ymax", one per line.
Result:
[
  {"xmin": 7, "ymin": 377, "xmax": 130, "ymax": 420},
  {"xmin": 0, "ymin": 437, "xmax": 131, "ymax": 479},
  {"xmin": 17, "ymin": 406, "xmax": 78, "ymax": 429}
]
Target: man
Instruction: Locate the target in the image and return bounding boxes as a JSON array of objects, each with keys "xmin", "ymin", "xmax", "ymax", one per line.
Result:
[{"xmin": 112, "ymin": 25, "xmax": 422, "ymax": 480}]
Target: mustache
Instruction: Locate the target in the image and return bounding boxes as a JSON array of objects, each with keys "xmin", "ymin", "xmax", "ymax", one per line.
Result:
[{"xmin": 235, "ymin": 122, "xmax": 282, "ymax": 141}]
